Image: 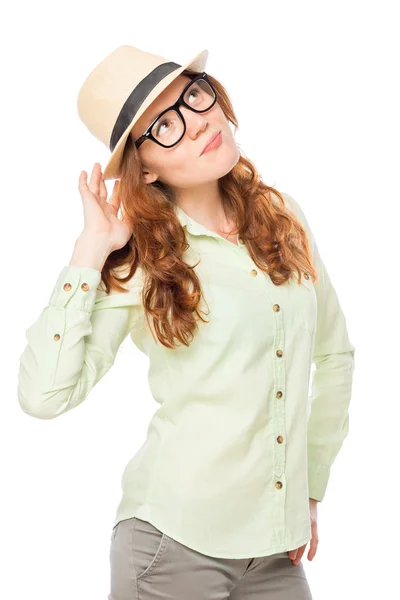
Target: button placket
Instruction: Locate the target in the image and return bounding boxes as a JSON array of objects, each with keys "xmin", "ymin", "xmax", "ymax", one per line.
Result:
[
  {"xmin": 272, "ymin": 300, "xmax": 287, "ymax": 480},
  {"xmin": 186, "ymin": 228, "xmax": 290, "ymax": 487},
  {"xmin": 271, "ymin": 297, "xmax": 287, "ymax": 546}
]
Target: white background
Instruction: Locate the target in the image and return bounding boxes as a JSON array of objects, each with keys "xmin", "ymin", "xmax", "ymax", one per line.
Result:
[{"xmin": 2, "ymin": 1, "xmax": 399, "ymax": 598}]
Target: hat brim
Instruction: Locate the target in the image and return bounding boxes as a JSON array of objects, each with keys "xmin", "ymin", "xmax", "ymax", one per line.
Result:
[{"xmin": 102, "ymin": 48, "xmax": 209, "ymax": 181}]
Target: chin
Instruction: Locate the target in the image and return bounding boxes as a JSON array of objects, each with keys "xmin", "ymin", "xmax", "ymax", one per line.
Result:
[{"xmin": 213, "ymin": 144, "xmax": 241, "ymax": 177}]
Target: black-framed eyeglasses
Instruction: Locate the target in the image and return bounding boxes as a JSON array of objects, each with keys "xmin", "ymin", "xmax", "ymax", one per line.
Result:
[{"xmin": 134, "ymin": 72, "xmax": 217, "ymax": 150}]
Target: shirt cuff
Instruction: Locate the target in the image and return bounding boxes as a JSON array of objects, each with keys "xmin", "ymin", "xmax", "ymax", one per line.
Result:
[
  {"xmin": 308, "ymin": 459, "xmax": 331, "ymax": 502},
  {"xmin": 48, "ymin": 266, "xmax": 102, "ymax": 312}
]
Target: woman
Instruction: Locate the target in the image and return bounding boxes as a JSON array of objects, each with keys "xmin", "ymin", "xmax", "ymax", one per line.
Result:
[{"xmin": 17, "ymin": 44, "xmax": 356, "ymax": 600}]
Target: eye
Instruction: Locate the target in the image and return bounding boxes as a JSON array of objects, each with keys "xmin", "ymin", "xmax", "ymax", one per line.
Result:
[
  {"xmin": 155, "ymin": 118, "xmax": 171, "ymax": 136},
  {"xmin": 188, "ymin": 89, "xmax": 200, "ymax": 103}
]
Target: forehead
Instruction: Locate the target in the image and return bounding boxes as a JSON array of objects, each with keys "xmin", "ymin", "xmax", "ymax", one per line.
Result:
[{"xmin": 131, "ymin": 74, "xmax": 192, "ymax": 138}]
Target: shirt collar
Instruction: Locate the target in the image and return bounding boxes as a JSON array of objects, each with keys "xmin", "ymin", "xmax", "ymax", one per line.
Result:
[
  {"xmin": 173, "ymin": 203, "xmax": 190, "ymax": 228},
  {"xmin": 172, "ymin": 202, "xmax": 244, "ymax": 246},
  {"xmin": 173, "ymin": 203, "xmax": 215, "ymax": 237}
]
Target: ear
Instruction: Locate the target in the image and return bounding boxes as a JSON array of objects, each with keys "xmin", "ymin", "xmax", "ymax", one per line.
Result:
[{"xmin": 142, "ymin": 169, "xmax": 159, "ymax": 184}]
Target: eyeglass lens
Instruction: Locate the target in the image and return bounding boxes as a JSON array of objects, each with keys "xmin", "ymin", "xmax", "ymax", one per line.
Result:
[{"xmin": 151, "ymin": 79, "xmax": 215, "ymax": 147}]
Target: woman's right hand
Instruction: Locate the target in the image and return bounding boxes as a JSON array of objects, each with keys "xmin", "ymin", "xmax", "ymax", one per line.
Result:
[{"xmin": 78, "ymin": 162, "xmax": 134, "ymax": 253}]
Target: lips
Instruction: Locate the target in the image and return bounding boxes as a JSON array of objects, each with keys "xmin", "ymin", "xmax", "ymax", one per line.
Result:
[{"xmin": 201, "ymin": 130, "xmax": 222, "ymax": 155}]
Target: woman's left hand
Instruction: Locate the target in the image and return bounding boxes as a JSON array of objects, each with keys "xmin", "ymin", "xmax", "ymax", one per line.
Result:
[{"xmin": 288, "ymin": 498, "xmax": 319, "ymax": 565}]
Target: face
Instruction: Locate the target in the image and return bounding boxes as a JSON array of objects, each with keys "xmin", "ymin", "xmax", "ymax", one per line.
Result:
[{"xmin": 130, "ymin": 75, "xmax": 240, "ymax": 190}]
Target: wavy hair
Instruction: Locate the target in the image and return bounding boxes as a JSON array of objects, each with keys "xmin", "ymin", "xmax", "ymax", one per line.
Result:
[{"xmin": 100, "ymin": 68, "xmax": 318, "ymax": 349}]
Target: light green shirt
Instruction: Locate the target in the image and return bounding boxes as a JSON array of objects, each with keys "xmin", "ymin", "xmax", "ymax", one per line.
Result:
[{"xmin": 17, "ymin": 192, "xmax": 355, "ymax": 559}]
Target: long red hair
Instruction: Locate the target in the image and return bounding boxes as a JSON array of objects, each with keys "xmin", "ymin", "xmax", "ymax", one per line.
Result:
[{"xmin": 100, "ymin": 68, "xmax": 318, "ymax": 349}]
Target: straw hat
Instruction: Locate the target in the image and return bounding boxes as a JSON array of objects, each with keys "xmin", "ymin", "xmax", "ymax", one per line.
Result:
[{"xmin": 77, "ymin": 44, "xmax": 209, "ymax": 180}]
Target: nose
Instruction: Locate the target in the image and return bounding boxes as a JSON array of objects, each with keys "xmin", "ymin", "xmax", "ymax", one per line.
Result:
[{"xmin": 180, "ymin": 105, "xmax": 208, "ymax": 139}]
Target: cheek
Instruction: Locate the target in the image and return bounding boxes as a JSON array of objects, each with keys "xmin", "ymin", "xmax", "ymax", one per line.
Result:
[
  {"xmin": 158, "ymin": 147, "xmax": 198, "ymax": 182},
  {"xmin": 141, "ymin": 146, "xmax": 184, "ymax": 181}
]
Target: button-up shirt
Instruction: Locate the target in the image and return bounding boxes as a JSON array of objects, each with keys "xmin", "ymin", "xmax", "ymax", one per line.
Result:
[{"xmin": 17, "ymin": 192, "xmax": 356, "ymax": 559}]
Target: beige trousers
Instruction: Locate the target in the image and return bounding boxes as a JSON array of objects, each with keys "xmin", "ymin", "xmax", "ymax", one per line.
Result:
[{"xmin": 108, "ymin": 517, "xmax": 313, "ymax": 600}]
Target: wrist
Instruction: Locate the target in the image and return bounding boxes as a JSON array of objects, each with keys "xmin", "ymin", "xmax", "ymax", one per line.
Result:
[{"xmin": 69, "ymin": 233, "xmax": 113, "ymax": 271}]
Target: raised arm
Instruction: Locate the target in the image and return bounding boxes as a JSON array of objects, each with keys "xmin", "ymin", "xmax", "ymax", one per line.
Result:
[{"xmin": 17, "ymin": 162, "xmax": 142, "ymax": 419}]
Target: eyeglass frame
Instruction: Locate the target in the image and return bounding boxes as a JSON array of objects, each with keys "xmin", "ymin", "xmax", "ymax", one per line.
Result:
[{"xmin": 133, "ymin": 72, "xmax": 217, "ymax": 150}]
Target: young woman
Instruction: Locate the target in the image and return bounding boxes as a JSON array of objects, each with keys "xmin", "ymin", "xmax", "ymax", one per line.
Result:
[{"xmin": 18, "ymin": 44, "xmax": 356, "ymax": 600}]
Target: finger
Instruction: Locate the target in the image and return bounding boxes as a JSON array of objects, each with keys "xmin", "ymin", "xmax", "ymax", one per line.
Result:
[
  {"xmin": 78, "ymin": 170, "xmax": 87, "ymax": 189},
  {"xmin": 308, "ymin": 523, "xmax": 319, "ymax": 560},
  {"xmin": 122, "ymin": 211, "xmax": 134, "ymax": 231},
  {"xmin": 88, "ymin": 162, "xmax": 101, "ymax": 197},
  {"xmin": 108, "ymin": 180, "xmax": 121, "ymax": 211},
  {"xmin": 78, "ymin": 171, "xmax": 102, "ymax": 222},
  {"xmin": 308, "ymin": 538, "xmax": 318, "ymax": 560},
  {"xmin": 78, "ymin": 171, "xmax": 93, "ymax": 199},
  {"xmin": 293, "ymin": 544, "xmax": 306, "ymax": 564},
  {"xmin": 78, "ymin": 171, "xmax": 97, "ymax": 200},
  {"xmin": 99, "ymin": 171, "xmax": 108, "ymax": 204},
  {"xmin": 288, "ymin": 549, "xmax": 298, "ymax": 560}
]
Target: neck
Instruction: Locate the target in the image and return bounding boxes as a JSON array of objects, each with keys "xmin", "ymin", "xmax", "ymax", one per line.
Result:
[{"xmin": 172, "ymin": 182, "xmax": 235, "ymax": 234}]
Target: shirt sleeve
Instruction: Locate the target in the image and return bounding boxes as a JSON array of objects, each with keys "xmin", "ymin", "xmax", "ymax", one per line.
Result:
[
  {"xmin": 282, "ymin": 192, "xmax": 356, "ymax": 502},
  {"xmin": 17, "ymin": 264, "xmax": 143, "ymax": 420}
]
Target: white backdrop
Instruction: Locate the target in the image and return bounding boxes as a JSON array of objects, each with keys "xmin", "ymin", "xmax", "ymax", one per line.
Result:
[{"xmin": 2, "ymin": 1, "xmax": 399, "ymax": 598}]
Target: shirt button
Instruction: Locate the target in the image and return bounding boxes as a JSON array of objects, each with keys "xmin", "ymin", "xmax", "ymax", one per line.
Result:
[
  {"xmin": 273, "ymin": 303, "xmax": 280, "ymax": 312},
  {"xmin": 54, "ymin": 334, "xmax": 61, "ymax": 341},
  {"xmin": 276, "ymin": 391, "xmax": 283, "ymax": 398},
  {"xmin": 250, "ymin": 269, "xmax": 258, "ymax": 277},
  {"xmin": 275, "ymin": 481, "xmax": 283, "ymax": 490},
  {"xmin": 277, "ymin": 435, "xmax": 284, "ymax": 444},
  {"xmin": 304, "ymin": 272, "xmax": 310, "ymax": 280},
  {"xmin": 81, "ymin": 282, "xmax": 89, "ymax": 292},
  {"xmin": 276, "ymin": 349, "xmax": 283, "ymax": 357},
  {"xmin": 63, "ymin": 282, "xmax": 72, "ymax": 292}
]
